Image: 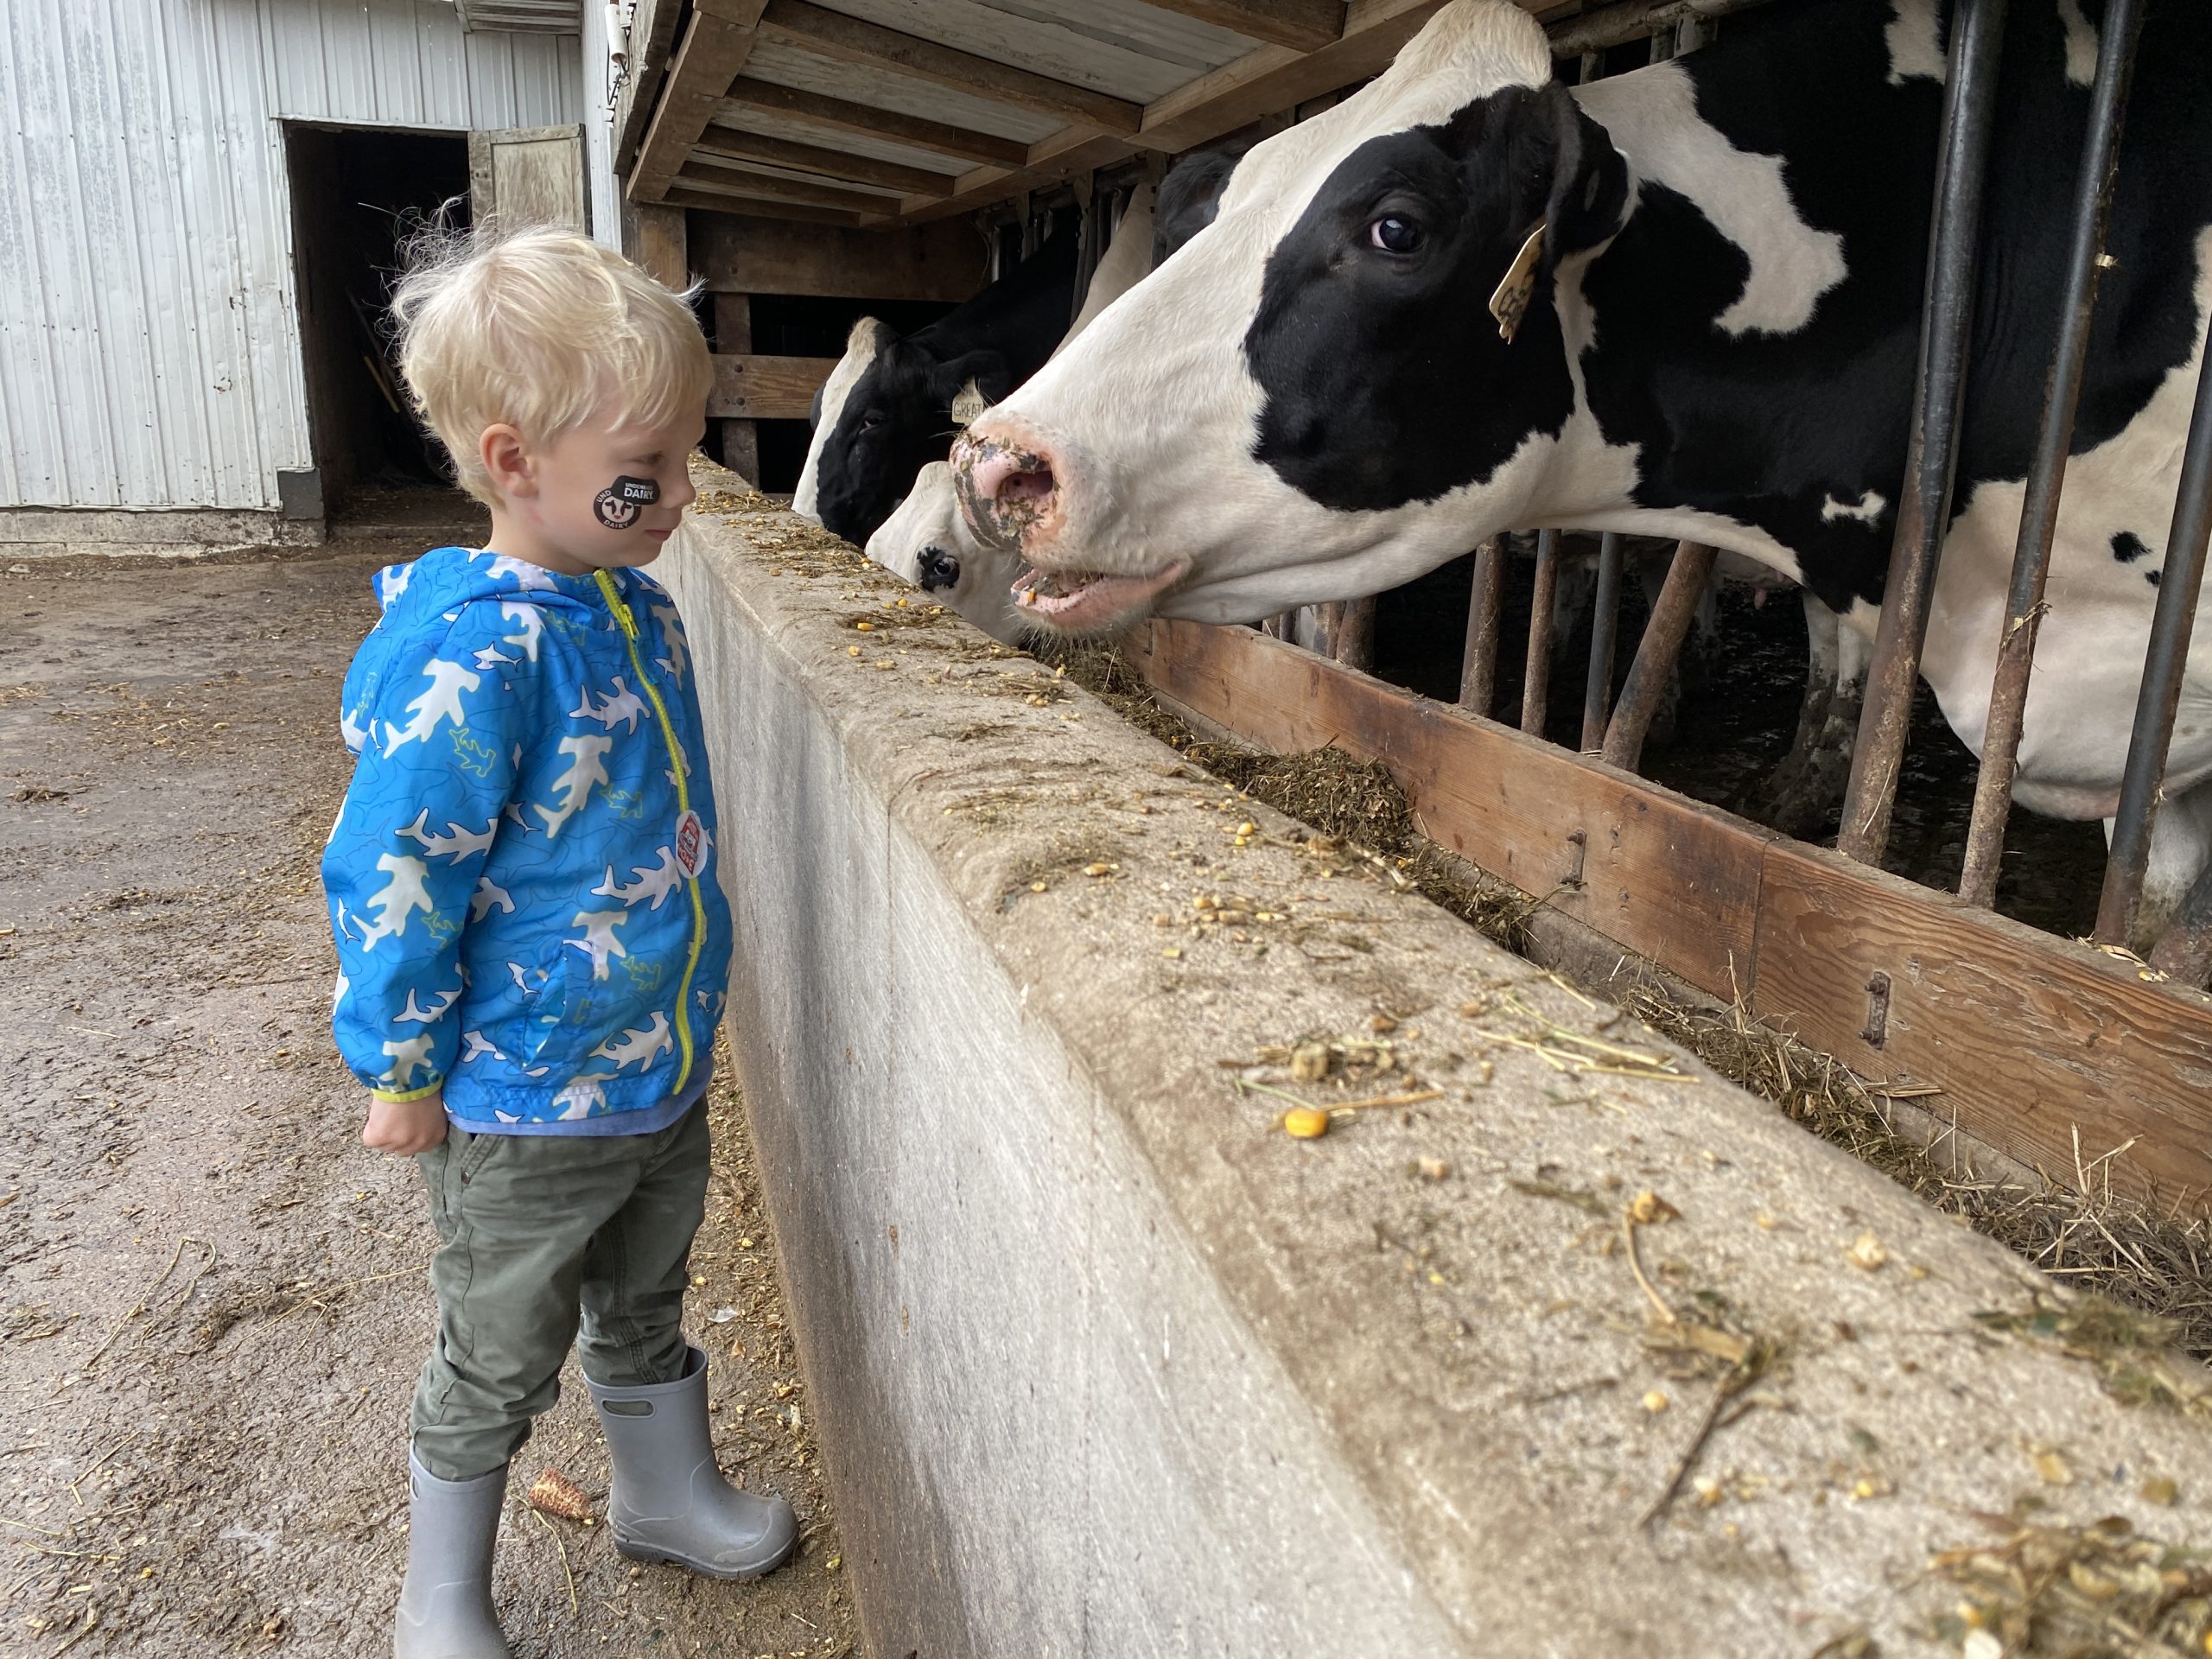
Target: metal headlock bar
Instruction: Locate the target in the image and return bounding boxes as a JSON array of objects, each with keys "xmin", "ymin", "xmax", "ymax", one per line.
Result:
[
  {"xmin": 1956, "ymin": 0, "xmax": 2147, "ymax": 909},
  {"xmin": 1836, "ymin": 0, "xmax": 2012, "ymax": 866}
]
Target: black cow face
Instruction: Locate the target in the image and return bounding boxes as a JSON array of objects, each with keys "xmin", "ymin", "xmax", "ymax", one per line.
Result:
[
  {"xmin": 1245, "ymin": 81, "xmax": 1627, "ymax": 512},
  {"xmin": 815, "ymin": 340, "xmax": 1011, "ymax": 546}
]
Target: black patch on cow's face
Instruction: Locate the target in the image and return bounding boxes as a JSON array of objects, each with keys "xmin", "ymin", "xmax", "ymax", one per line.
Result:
[
  {"xmin": 816, "ymin": 340, "xmax": 1010, "ymax": 545},
  {"xmin": 2147, "ymin": 567, "xmax": 2164, "ymax": 588},
  {"xmin": 2113, "ymin": 530, "xmax": 2151, "ymax": 563},
  {"xmin": 1243, "ymin": 83, "xmax": 1626, "ymax": 513}
]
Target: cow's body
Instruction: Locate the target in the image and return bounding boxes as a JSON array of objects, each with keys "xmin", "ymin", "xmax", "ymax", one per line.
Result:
[
  {"xmin": 957, "ymin": 0, "xmax": 2212, "ymax": 939},
  {"xmin": 798, "ymin": 225, "xmax": 1081, "ymax": 545}
]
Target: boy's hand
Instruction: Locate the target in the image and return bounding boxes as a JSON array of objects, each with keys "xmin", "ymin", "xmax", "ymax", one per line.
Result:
[{"xmin": 363, "ymin": 1092, "xmax": 448, "ymax": 1155}]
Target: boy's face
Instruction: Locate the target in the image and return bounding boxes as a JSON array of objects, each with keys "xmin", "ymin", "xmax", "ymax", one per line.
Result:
[{"xmin": 490, "ymin": 405, "xmax": 707, "ymax": 575}]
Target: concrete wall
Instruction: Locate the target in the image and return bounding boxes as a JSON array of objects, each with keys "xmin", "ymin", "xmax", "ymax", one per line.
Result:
[{"xmin": 662, "ymin": 469, "xmax": 2212, "ymax": 1659}]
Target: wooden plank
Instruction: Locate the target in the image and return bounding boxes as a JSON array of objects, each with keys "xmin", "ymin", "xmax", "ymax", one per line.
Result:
[
  {"xmin": 1129, "ymin": 620, "xmax": 1770, "ymax": 998},
  {"xmin": 895, "ymin": 128, "xmax": 1135, "ymax": 226},
  {"xmin": 1753, "ymin": 841, "xmax": 2212, "ymax": 1198},
  {"xmin": 614, "ymin": 0, "xmax": 683, "ymax": 168},
  {"xmin": 620, "ymin": 200, "xmax": 688, "ymax": 289},
  {"xmin": 1136, "ymin": 0, "xmax": 1346, "ymax": 51},
  {"xmin": 1135, "ymin": 0, "xmax": 1449, "ymax": 154},
  {"xmin": 1130, "ymin": 615, "xmax": 2212, "ymax": 1207},
  {"xmin": 629, "ymin": 3, "xmax": 771, "ymax": 205},
  {"xmin": 718, "ymin": 77, "xmax": 1028, "ymax": 168},
  {"xmin": 691, "ymin": 129, "xmax": 953, "ymax": 196},
  {"xmin": 692, "ymin": 213, "xmax": 986, "ymax": 301},
  {"xmin": 714, "ymin": 293, "xmax": 753, "ymax": 354},
  {"xmin": 709, "ymin": 353, "xmax": 838, "ymax": 419},
  {"xmin": 675, "ymin": 164, "xmax": 896, "ymax": 216},
  {"xmin": 662, "ymin": 186, "xmax": 866, "ymax": 226},
  {"xmin": 756, "ymin": 0, "xmax": 1142, "ymax": 136}
]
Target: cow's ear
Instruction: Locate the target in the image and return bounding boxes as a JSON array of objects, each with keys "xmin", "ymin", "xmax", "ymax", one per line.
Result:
[
  {"xmin": 931, "ymin": 348, "xmax": 1011, "ymax": 410},
  {"xmin": 1537, "ymin": 80, "xmax": 1629, "ymax": 268}
]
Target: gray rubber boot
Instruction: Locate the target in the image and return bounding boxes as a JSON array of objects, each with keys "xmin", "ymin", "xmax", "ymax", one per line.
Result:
[
  {"xmin": 393, "ymin": 1449, "xmax": 511, "ymax": 1659},
  {"xmin": 587, "ymin": 1345, "xmax": 798, "ymax": 1578}
]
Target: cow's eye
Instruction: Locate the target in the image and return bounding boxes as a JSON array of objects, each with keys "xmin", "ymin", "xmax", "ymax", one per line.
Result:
[
  {"xmin": 1369, "ymin": 214, "xmax": 1424, "ymax": 254},
  {"xmin": 861, "ymin": 409, "xmax": 886, "ymax": 429}
]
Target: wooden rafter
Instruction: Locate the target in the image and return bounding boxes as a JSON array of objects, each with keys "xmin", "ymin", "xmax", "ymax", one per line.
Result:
[
  {"xmin": 755, "ymin": 0, "xmax": 1143, "ymax": 136},
  {"xmin": 715, "ymin": 76, "xmax": 1027, "ymax": 169},
  {"xmin": 691, "ymin": 129, "xmax": 953, "ymax": 196},
  {"xmin": 629, "ymin": 0, "xmax": 771, "ymax": 204},
  {"xmin": 895, "ymin": 126, "xmax": 1134, "ymax": 225},
  {"xmin": 662, "ymin": 185, "xmax": 866, "ymax": 225},
  {"xmin": 1134, "ymin": 0, "xmax": 1346, "ymax": 52},
  {"xmin": 615, "ymin": 0, "xmax": 683, "ymax": 167},
  {"xmin": 1133, "ymin": 0, "xmax": 1449, "ymax": 154},
  {"xmin": 675, "ymin": 162, "xmax": 897, "ymax": 217}
]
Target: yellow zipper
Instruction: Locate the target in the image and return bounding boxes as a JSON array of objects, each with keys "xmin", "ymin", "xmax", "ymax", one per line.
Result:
[{"xmin": 594, "ymin": 569, "xmax": 706, "ymax": 1094}]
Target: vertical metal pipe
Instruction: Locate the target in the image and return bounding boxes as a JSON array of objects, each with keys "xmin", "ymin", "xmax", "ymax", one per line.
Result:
[
  {"xmin": 1603, "ymin": 541, "xmax": 1717, "ymax": 772},
  {"xmin": 2094, "ymin": 349, "xmax": 2212, "ymax": 945},
  {"xmin": 1958, "ymin": 0, "xmax": 2144, "ymax": 909},
  {"xmin": 1836, "ymin": 0, "xmax": 2011, "ymax": 865},
  {"xmin": 1459, "ymin": 537, "xmax": 1507, "ymax": 715},
  {"xmin": 1581, "ymin": 531, "xmax": 1625, "ymax": 753},
  {"xmin": 1522, "ymin": 529, "xmax": 1561, "ymax": 736}
]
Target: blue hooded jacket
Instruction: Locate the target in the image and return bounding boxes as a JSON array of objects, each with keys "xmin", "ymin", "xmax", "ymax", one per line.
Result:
[{"xmin": 321, "ymin": 545, "xmax": 733, "ymax": 1132}]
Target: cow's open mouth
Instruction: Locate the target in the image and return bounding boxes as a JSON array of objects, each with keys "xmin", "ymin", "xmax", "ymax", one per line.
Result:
[{"xmin": 1010, "ymin": 559, "xmax": 1189, "ymax": 630}]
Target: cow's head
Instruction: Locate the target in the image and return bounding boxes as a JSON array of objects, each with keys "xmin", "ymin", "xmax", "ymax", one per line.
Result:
[
  {"xmin": 814, "ymin": 327, "xmax": 1014, "ymax": 547},
  {"xmin": 792, "ymin": 316, "xmax": 890, "ymax": 525},
  {"xmin": 953, "ymin": 0, "xmax": 1628, "ymax": 634}
]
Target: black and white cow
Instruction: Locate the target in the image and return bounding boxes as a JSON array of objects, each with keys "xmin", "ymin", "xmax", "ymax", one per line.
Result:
[
  {"xmin": 865, "ymin": 150, "xmax": 1253, "ymax": 640},
  {"xmin": 955, "ymin": 0, "xmax": 2212, "ymax": 944},
  {"xmin": 793, "ymin": 224, "xmax": 1082, "ymax": 546}
]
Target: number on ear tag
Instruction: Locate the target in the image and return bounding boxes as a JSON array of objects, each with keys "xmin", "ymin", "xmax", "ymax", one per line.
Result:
[{"xmin": 1487, "ymin": 219, "xmax": 1548, "ymax": 345}]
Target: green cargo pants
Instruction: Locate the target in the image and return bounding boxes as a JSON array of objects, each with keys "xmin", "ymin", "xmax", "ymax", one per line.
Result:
[{"xmin": 410, "ymin": 1102, "xmax": 710, "ymax": 1482}]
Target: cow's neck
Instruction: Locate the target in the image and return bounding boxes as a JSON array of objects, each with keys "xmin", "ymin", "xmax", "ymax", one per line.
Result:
[{"xmin": 1519, "ymin": 4, "xmax": 1941, "ymax": 623}]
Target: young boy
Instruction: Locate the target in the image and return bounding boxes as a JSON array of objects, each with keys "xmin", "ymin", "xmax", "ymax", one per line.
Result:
[{"xmin": 321, "ymin": 227, "xmax": 793, "ymax": 1659}]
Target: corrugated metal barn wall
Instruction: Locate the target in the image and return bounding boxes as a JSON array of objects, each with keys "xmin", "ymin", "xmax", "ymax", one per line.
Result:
[{"xmin": 0, "ymin": 0, "xmax": 583, "ymax": 514}]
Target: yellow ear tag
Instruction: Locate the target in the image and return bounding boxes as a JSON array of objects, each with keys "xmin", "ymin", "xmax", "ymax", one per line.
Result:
[
  {"xmin": 1487, "ymin": 218, "xmax": 1548, "ymax": 345},
  {"xmin": 950, "ymin": 379, "xmax": 989, "ymax": 427}
]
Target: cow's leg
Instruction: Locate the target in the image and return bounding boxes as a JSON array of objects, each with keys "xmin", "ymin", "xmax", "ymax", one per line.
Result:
[
  {"xmin": 2114, "ymin": 780, "xmax": 2212, "ymax": 963},
  {"xmin": 1745, "ymin": 592, "xmax": 1866, "ymax": 839}
]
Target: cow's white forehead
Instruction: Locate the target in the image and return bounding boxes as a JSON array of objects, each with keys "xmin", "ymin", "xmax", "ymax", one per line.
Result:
[{"xmin": 1219, "ymin": 0, "xmax": 1554, "ymax": 228}]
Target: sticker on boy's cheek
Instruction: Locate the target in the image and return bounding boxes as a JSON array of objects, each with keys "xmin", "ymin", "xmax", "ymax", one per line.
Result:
[{"xmin": 593, "ymin": 475, "xmax": 660, "ymax": 530}]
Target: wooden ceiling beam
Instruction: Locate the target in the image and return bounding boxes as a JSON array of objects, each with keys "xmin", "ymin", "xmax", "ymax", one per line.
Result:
[
  {"xmin": 691, "ymin": 129, "xmax": 953, "ymax": 196},
  {"xmin": 1132, "ymin": 0, "xmax": 1448, "ymax": 154},
  {"xmin": 676, "ymin": 162, "xmax": 899, "ymax": 216},
  {"xmin": 662, "ymin": 185, "xmax": 867, "ymax": 226},
  {"xmin": 629, "ymin": 0, "xmax": 772, "ymax": 204},
  {"xmin": 716, "ymin": 76, "xmax": 1028, "ymax": 169},
  {"xmin": 756, "ymin": 0, "xmax": 1142, "ymax": 136},
  {"xmin": 613, "ymin": 0, "xmax": 683, "ymax": 170},
  {"xmin": 893, "ymin": 126, "xmax": 1135, "ymax": 225},
  {"xmin": 1134, "ymin": 0, "xmax": 1346, "ymax": 52}
]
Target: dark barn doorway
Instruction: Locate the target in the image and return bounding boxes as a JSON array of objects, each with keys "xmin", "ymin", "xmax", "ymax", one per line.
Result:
[{"xmin": 285, "ymin": 124, "xmax": 476, "ymax": 530}]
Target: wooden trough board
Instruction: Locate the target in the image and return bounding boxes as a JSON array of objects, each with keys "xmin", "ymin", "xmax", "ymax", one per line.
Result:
[{"xmin": 1130, "ymin": 618, "xmax": 2212, "ymax": 1205}]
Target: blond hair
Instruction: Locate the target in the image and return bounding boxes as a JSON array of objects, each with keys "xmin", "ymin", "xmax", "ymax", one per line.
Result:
[{"xmin": 391, "ymin": 224, "xmax": 713, "ymax": 505}]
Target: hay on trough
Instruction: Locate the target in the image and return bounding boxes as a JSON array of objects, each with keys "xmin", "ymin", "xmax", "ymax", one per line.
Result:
[{"xmin": 1052, "ymin": 638, "xmax": 2212, "ymax": 1364}]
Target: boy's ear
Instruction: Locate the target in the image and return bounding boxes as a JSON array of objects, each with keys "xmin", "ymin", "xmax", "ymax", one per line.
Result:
[
  {"xmin": 480, "ymin": 423, "xmax": 537, "ymax": 499},
  {"xmin": 929, "ymin": 348, "xmax": 1011, "ymax": 412}
]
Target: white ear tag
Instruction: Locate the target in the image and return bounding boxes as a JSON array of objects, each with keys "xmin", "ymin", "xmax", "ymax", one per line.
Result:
[
  {"xmin": 950, "ymin": 379, "xmax": 989, "ymax": 427},
  {"xmin": 1487, "ymin": 218, "xmax": 1548, "ymax": 345}
]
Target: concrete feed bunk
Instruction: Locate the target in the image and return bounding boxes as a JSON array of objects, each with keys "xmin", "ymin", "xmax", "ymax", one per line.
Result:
[{"xmin": 663, "ymin": 467, "xmax": 2212, "ymax": 1659}]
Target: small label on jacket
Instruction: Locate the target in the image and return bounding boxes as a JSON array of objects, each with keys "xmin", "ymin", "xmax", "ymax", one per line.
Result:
[{"xmin": 674, "ymin": 810, "xmax": 707, "ymax": 880}]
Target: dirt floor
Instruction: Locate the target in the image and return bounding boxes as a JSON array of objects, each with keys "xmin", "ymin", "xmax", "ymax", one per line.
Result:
[{"xmin": 0, "ymin": 540, "xmax": 858, "ymax": 1657}]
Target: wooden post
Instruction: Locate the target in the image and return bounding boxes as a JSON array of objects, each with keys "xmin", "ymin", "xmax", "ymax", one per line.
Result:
[
  {"xmin": 621, "ymin": 200, "xmax": 688, "ymax": 290},
  {"xmin": 715, "ymin": 292, "xmax": 760, "ymax": 485}
]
